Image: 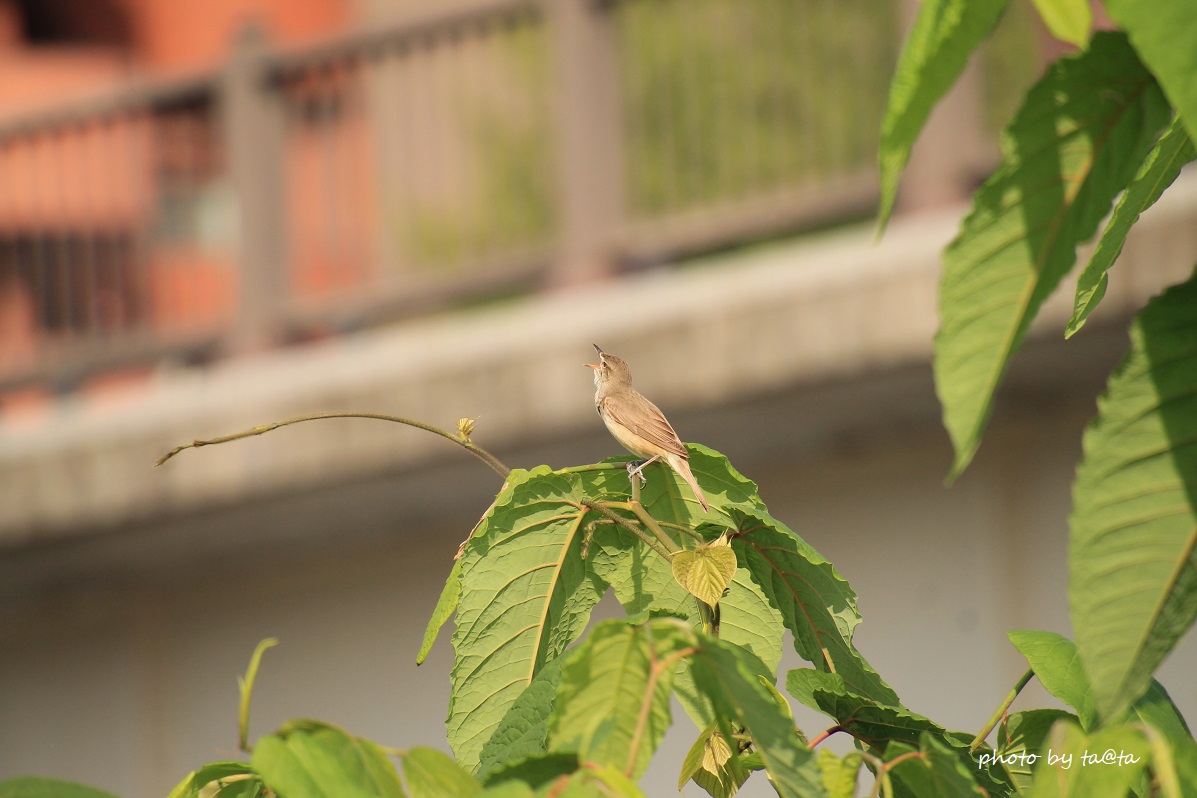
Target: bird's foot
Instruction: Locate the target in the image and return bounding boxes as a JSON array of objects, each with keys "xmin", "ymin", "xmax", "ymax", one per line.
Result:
[{"xmin": 626, "ymin": 460, "xmax": 648, "ymax": 487}]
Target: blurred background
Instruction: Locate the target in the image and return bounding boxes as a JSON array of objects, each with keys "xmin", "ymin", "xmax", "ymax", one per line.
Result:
[{"xmin": 0, "ymin": 0, "xmax": 1195, "ymax": 795}]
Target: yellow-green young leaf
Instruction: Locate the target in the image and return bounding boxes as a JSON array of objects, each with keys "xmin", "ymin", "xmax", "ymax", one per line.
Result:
[
  {"xmin": 935, "ymin": 32, "xmax": 1170, "ymax": 479},
  {"xmin": 1028, "ymin": 721, "xmax": 1151, "ymax": 798},
  {"xmin": 1070, "ymin": 273, "xmax": 1197, "ymax": 722},
  {"xmin": 1028, "ymin": 0, "xmax": 1090, "ymax": 46},
  {"xmin": 677, "ymin": 722, "xmax": 750, "ymax": 798},
  {"xmin": 252, "ymin": 720, "xmax": 405, "ymax": 798},
  {"xmin": 402, "ymin": 748, "xmax": 481, "ymax": 798},
  {"xmin": 1068, "ymin": 117, "xmax": 1197, "ymax": 338},
  {"xmin": 672, "ymin": 539, "xmax": 737, "ymax": 607},
  {"xmin": 547, "ymin": 618, "xmax": 693, "ymax": 781},
  {"xmin": 816, "ymin": 749, "xmax": 862, "ymax": 798},
  {"xmin": 1104, "ymin": 0, "xmax": 1197, "ymax": 146},
  {"xmin": 877, "ymin": 0, "xmax": 1007, "ymax": 229}
]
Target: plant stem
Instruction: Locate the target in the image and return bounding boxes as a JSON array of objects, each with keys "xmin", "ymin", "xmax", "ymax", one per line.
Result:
[
  {"xmin": 970, "ymin": 668, "xmax": 1035, "ymax": 751},
  {"xmin": 809, "ymin": 725, "xmax": 844, "ymax": 749},
  {"xmin": 155, "ymin": 412, "xmax": 510, "ymax": 477},
  {"xmin": 605, "ymin": 500, "xmax": 680, "ymax": 554},
  {"xmin": 581, "ymin": 500, "xmax": 673, "ymax": 560}
]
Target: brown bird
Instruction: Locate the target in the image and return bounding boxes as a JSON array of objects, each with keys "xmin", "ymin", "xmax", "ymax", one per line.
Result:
[{"xmin": 586, "ymin": 344, "xmax": 709, "ymax": 511}]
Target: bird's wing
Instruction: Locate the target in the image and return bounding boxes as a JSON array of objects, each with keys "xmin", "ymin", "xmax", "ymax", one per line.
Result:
[{"xmin": 601, "ymin": 391, "xmax": 689, "ymax": 458}]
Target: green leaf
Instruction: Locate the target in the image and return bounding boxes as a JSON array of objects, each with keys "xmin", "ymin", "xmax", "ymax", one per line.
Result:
[
  {"xmin": 785, "ymin": 670, "xmax": 1016, "ymax": 797},
  {"xmin": 1070, "ymin": 272, "xmax": 1197, "ymax": 721},
  {"xmin": 690, "ymin": 637, "xmax": 826, "ymax": 798},
  {"xmin": 877, "ymin": 0, "xmax": 1007, "ymax": 228},
  {"xmin": 1006, "ymin": 630, "xmax": 1096, "ymax": 729},
  {"xmin": 996, "ymin": 710, "xmax": 1076, "ymax": 791},
  {"xmin": 0, "ymin": 778, "xmax": 121, "ymax": 798},
  {"xmin": 451, "ymin": 447, "xmax": 774, "ymax": 772},
  {"xmin": 536, "ymin": 766, "xmax": 648, "ymax": 798},
  {"xmin": 1067, "ymin": 116, "xmax": 1197, "ymax": 337},
  {"xmin": 547, "ymin": 618, "xmax": 693, "ymax": 780},
  {"xmin": 677, "ymin": 722, "xmax": 750, "ymax": 798},
  {"xmin": 167, "ymin": 762, "xmax": 259, "ymax": 798},
  {"xmin": 734, "ymin": 507, "xmax": 897, "ymax": 706},
  {"xmin": 252, "ymin": 720, "xmax": 405, "ymax": 798},
  {"xmin": 1130, "ymin": 681, "xmax": 1197, "ymax": 793},
  {"xmin": 1027, "ymin": 0, "xmax": 1090, "ymax": 47},
  {"xmin": 816, "ymin": 749, "xmax": 863, "ymax": 798},
  {"xmin": 1103, "ymin": 0, "xmax": 1197, "ymax": 147},
  {"xmin": 418, "ymin": 557, "xmax": 461, "ymax": 665},
  {"xmin": 786, "ymin": 670, "xmax": 941, "ymax": 751},
  {"xmin": 477, "ymin": 658, "xmax": 566, "ymax": 782},
  {"xmin": 402, "ymin": 748, "xmax": 481, "ymax": 798},
  {"xmin": 671, "ymin": 539, "xmax": 737, "ymax": 607},
  {"xmin": 238, "ymin": 638, "xmax": 278, "ymax": 751},
  {"xmin": 884, "ymin": 732, "xmax": 986, "ymax": 797},
  {"xmin": 935, "ymin": 32, "xmax": 1170, "ymax": 478},
  {"xmin": 481, "ymin": 753, "xmax": 578, "ymax": 791},
  {"xmin": 448, "ymin": 467, "xmax": 607, "ymax": 771},
  {"xmin": 1027, "ymin": 720, "xmax": 1151, "ymax": 797},
  {"xmin": 585, "ymin": 449, "xmax": 784, "ymax": 728}
]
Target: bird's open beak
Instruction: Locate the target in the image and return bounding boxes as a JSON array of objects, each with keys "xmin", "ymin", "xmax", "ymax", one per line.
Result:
[{"xmin": 585, "ymin": 344, "xmax": 604, "ymax": 369}]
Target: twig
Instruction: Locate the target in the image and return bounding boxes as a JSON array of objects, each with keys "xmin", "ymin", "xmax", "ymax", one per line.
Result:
[
  {"xmin": 970, "ymin": 668, "xmax": 1035, "ymax": 751},
  {"xmin": 155, "ymin": 412, "xmax": 510, "ymax": 477}
]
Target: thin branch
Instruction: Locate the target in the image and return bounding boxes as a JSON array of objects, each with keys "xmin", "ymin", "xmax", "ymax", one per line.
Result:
[
  {"xmin": 970, "ymin": 668, "xmax": 1035, "ymax": 751},
  {"xmin": 603, "ymin": 500, "xmax": 680, "ymax": 554},
  {"xmin": 155, "ymin": 412, "xmax": 510, "ymax": 477},
  {"xmin": 809, "ymin": 725, "xmax": 844, "ymax": 749},
  {"xmin": 581, "ymin": 500, "xmax": 673, "ymax": 560}
]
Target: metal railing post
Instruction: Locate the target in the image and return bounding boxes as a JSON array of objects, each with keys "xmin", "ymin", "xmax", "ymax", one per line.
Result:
[
  {"xmin": 221, "ymin": 24, "xmax": 289, "ymax": 352},
  {"xmin": 547, "ymin": 0, "xmax": 624, "ymax": 284}
]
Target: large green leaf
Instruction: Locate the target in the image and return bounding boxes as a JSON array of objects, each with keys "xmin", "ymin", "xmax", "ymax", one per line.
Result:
[
  {"xmin": 877, "ymin": 0, "xmax": 1007, "ymax": 228},
  {"xmin": 1067, "ymin": 116, "xmax": 1197, "ymax": 337},
  {"xmin": 734, "ymin": 508, "xmax": 897, "ymax": 706},
  {"xmin": 1104, "ymin": 0, "xmax": 1197, "ymax": 146},
  {"xmin": 1071, "ymin": 272, "xmax": 1197, "ymax": 721},
  {"xmin": 885, "ymin": 732, "xmax": 986, "ymax": 797},
  {"xmin": 935, "ymin": 32, "xmax": 1170, "ymax": 478},
  {"xmin": 689, "ymin": 636, "xmax": 826, "ymax": 798},
  {"xmin": 785, "ymin": 670, "xmax": 1016, "ymax": 797},
  {"xmin": 448, "ymin": 446, "xmax": 767, "ymax": 771},
  {"xmin": 1027, "ymin": 720, "xmax": 1151, "ymax": 797},
  {"xmin": 547, "ymin": 618, "xmax": 693, "ymax": 780},
  {"xmin": 476, "ymin": 658, "xmax": 566, "ymax": 782},
  {"xmin": 448, "ymin": 467, "xmax": 608, "ymax": 770},
  {"xmin": 1006, "ymin": 630, "xmax": 1096, "ymax": 729},
  {"xmin": 252, "ymin": 720, "xmax": 405, "ymax": 798},
  {"xmin": 0, "ymin": 778, "xmax": 121, "ymax": 798}
]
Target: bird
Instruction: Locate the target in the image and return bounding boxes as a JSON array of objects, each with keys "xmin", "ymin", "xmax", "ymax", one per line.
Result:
[{"xmin": 586, "ymin": 344, "xmax": 709, "ymax": 511}]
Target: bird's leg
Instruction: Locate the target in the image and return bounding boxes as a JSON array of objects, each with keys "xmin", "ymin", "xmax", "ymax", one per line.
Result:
[{"xmin": 626, "ymin": 455, "xmax": 660, "ymax": 487}]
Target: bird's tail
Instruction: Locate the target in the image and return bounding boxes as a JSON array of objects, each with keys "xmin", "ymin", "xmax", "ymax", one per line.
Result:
[{"xmin": 668, "ymin": 454, "xmax": 709, "ymax": 511}]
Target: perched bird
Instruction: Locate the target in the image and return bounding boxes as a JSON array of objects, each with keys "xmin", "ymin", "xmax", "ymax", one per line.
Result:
[{"xmin": 586, "ymin": 344, "xmax": 709, "ymax": 511}]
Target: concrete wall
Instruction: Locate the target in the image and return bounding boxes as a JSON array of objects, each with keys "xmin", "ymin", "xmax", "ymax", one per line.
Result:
[{"xmin": 3, "ymin": 184, "xmax": 1197, "ymax": 795}]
